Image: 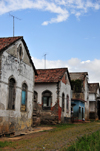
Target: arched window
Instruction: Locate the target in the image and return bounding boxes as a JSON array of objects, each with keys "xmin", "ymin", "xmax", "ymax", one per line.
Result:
[
  {"xmin": 42, "ymin": 90, "xmax": 52, "ymax": 110},
  {"xmin": 21, "ymin": 83, "xmax": 27, "ymax": 112},
  {"xmin": 62, "ymin": 93, "xmax": 65, "ymax": 112},
  {"xmin": 66, "ymin": 95, "xmax": 69, "ymax": 112},
  {"xmin": 8, "ymin": 78, "xmax": 16, "ymax": 110}
]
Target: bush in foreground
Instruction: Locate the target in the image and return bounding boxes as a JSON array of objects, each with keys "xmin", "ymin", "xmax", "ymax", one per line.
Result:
[{"xmin": 66, "ymin": 130, "xmax": 100, "ymax": 151}]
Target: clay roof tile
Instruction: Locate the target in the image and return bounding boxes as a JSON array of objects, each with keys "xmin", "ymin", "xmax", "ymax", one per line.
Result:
[
  {"xmin": 35, "ymin": 68, "xmax": 68, "ymax": 83},
  {"xmin": 0, "ymin": 36, "xmax": 23, "ymax": 52}
]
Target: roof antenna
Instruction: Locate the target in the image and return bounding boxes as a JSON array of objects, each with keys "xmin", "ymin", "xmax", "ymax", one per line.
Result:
[
  {"xmin": 44, "ymin": 54, "xmax": 47, "ymax": 69},
  {"xmin": 9, "ymin": 13, "xmax": 21, "ymax": 37}
]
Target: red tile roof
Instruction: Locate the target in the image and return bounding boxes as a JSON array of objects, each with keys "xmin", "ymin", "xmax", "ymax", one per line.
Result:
[
  {"xmin": 35, "ymin": 68, "xmax": 68, "ymax": 83},
  {"xmin": 0, "ymin": 36, "xmax": 22, "ymax": 52},
  {"xmin": 0, "ymin": 36, "xmax": 37, "ymax": 75}
]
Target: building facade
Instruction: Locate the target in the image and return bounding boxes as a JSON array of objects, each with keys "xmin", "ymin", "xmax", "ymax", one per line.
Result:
[
  {"xmin": 0, "ymin": 36, "xmax": 37, "ymax": 135},
  {"xmin": 34, "ymin": 68, "xmax": 72, "ymax": 125},
  {"xmin": 89, "ymin": 83, "xmax": 99, "ymax": 119},
  {"xmin": 70, "ymin": 72, "xmax": 89, "ymax": 121}
]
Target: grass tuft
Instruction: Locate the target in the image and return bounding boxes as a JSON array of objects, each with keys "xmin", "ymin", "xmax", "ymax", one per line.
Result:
[
  {"xmin": 66, "ymin": 130, "xmax": 100, "ymax": 151},
  {"xmin": 0, "ymin": 141, "xmax": 12, "ymax": 148}
]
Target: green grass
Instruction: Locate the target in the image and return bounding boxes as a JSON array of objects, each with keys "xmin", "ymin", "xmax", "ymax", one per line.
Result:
[
  {"xmin": 50, "ymin": 123, "xmax": 74, "ymax": 132},
  {"xmin": 0, "ymin": 141, "xmax": 12, "ymax": 148},
  {"xmin": 0, "ymin": 122, "xmax": 100, "ymax": 150},
  {"xmin": 66, "ymin": 130, "xmax": 100, "ymax": 151}
]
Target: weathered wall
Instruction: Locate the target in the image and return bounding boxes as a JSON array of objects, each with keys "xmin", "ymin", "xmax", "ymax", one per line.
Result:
[
  {"xmin": 59, "ymin": 72, "xmax": 71, "ymax": 122},
  {"xmin": 72, "ymin": 93, "xmax": 84, "ymax": 100},
  {"xmin": 89, "ymin": 92, "xmax": 99, "ymax": 119},
  {"xmin": 89, "ymin": 101, "xmax": 95, "ymax": 112},
  {"xmin": 71, "ymin": 76, "xmax": 89, "ymax": 121},
  {"xmin": 84, "ymin": 77, "xmax": 89, "ymax": 120},
  {"xmin": 34, "ymin": 83, "xmax": 59, "ymax": 125},
  {"xmin": 73, "ymin": 100, "xmax": 85, "ymax": 121},
  {"xmin": 89, "ymin": 101, "xmax": 96, "ymax": 119},
  {"xmin": 89, "ymin": 94, "xmax": 95, "ymax": 101},
  {"xmin": 35, "ymin": 83, "xmax": 57, "ymax": 107},
  {"xmin": 0, "ymin": 39, "xmax": 34, "ymax": 134},
  {"xmin": 34, "ymin": 71, "xmax": 72, "ymax": 125}
]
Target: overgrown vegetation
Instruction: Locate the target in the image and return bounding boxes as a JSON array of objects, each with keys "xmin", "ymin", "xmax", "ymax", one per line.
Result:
[
  {"xmin": 66, "ymin": 130, "xmax": 100, "ymax": 151},
  {"xmin": 71, "ymin": 79, "xmax": 83, "ymax": 93},
  {"xmin": 0, "ymin": 122, "xmax": 100, "ymax": 150},
  {"xmin": 0, "ymin": 141, "xmax": 12, "ymax": 148}
]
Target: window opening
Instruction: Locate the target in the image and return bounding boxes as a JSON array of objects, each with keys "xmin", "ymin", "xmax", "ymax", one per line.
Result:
[
  {"xmin": 21, "ymin": 83, "xmax": 27, "ymax": 111},
  {"xmin": 8, "ymin": 78, "xmax": 16, "ymax": 110},
  {"xmin": 42, "ymin": 91, "xmax": 52, "ymax": 110},
  {"xmin": 62, "ymin": 93, "xmax": 65, "ymax": 112},
  {"xmin": 17, "ymin": 44, "xmax": 23, "ymax": 60},
  {"xmin": 66, "ymin": 95, "xmax": 69, "ymax": 112}
]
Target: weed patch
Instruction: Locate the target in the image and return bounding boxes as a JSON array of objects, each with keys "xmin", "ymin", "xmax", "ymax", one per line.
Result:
[
  {"xmin": 50, "ymin": 123, "xmax": 74, "ymax": 132},
  {"xmin": 66, "ymin": 130, "xmax": 100, "ymax": 151},
  {"xmin": 0, "ymin": 141, "xmax": 12, "ymax": 148}
]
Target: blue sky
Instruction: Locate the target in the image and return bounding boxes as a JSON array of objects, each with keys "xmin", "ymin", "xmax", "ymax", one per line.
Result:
[{"xmin": 0, "ymin": 0, "xmax": 100, "ymax": 82}]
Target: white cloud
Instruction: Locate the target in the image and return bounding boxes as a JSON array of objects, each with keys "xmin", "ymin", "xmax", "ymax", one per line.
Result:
[
  {"xmin": 32, "ymin": 57, "xmax": 100, "ymax": 83},
  {"xmin": 0, "ymin": 0, "xmax": 100, "ymax": 25},
  {"xmin": 75, "ymin": 12, "xmax": 81, "ymax": 18}
]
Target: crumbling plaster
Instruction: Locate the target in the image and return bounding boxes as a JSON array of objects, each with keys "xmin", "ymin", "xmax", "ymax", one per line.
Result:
[
  {"xmin": 34, "ymin": 72, "xmax": 72, "ymax": 124},
  {"xmin": 0, "ymin": 39, "xmax": 35, "ymax": 134},
  {"xmin": 59, "ymin": 77, "xmax": 71, "ymax": 119},
  {"xmin": 84, "ymin": 76, "xmax": 89, "ymax": 120}
]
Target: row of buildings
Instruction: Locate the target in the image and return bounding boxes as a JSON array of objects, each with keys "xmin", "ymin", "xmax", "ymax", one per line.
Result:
[{"xmin": 0, "ymin": 36, "xmax": 100, "ymax": 135}]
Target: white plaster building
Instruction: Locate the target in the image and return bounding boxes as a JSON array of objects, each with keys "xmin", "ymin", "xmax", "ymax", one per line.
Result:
[
  {"xmin": 34, "ymin": 68, "xmax": 72, "ymax": 125},
  {"xmin": 89, "ymin": 83, "xmax": 99, "ymax": 119},
  {"xmin": 0, "ymin": 36, "xmax": 37, "ymax": 135}
]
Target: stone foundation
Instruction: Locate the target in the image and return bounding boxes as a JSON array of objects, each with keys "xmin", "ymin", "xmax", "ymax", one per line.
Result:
[{"xmin": 0, "ymin": 116, "xmax": 32, "ymax": 135}]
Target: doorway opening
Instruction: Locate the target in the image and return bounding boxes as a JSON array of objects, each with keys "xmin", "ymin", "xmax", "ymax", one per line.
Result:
[{"xmin": 97, "ymin": 101, "xmax": 100, "ymax": 119}]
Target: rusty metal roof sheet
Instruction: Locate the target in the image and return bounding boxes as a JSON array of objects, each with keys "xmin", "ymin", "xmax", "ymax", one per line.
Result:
[
  {"xmin": 88, "ymin": 83, "xmax": 99, "ymax": 93},
  {"xmin": 70, "ymin": 72, "xmax": 88, "ymax": 81}
]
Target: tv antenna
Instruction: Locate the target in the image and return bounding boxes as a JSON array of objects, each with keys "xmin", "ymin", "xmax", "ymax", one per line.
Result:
[
  {"xmin": 9, "ymin": 13, "xmax": 21, "ymax": 37},
  {"xmin": 44, "ymin": 54, "xmax": 47, "ymax": 69}
]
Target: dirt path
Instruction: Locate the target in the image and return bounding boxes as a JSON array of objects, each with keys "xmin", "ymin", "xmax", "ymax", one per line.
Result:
[
  {"xmin": 1, "ymin": 122, "xmax": 100, "ymax": 151},
  {"xmin": 0, "ymin": 127, "xmax": 53, "ymax": 142}
]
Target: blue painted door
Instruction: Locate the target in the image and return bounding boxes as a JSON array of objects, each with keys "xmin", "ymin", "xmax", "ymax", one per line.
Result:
[{"xmin": 22, "ymin": 91, "xmax": 26, "ymax": 105}]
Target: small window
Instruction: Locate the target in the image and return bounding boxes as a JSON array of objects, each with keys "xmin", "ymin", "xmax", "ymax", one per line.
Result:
[
  {"xmin": 21, "ymin": 83, "xmax": 27, "ymax": 112},
  {"xmin": 62, "ymin": 93, "xmax": 65, "ymax": 112},
  {"xmin": 17, "ymin": 44, "xmax": 23, "ymax": 60},
  {"xmin": 66, "ymin": 95, "xmax": 69, "ymax": 112},
  {"xmin": 8, "ymin": 78, "xmax": 16, "ymax": 110},
  {"xmin": 42, "ymin": 91, "xmax": 52, "ymax": 110}
]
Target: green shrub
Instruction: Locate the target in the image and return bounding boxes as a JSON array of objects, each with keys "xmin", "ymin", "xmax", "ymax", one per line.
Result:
[
  {"xmin": 0, "ymin": 141, "xmax": 12, "ymax": 148},
  {"xmin": 66, "ymin": 130, "xmax": 100, "ymax": 151}
]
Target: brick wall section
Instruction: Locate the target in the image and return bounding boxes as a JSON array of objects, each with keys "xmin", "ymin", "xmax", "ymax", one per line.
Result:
[
  {"xmin": 32, "ymin": 100, "xmax": 61, "ymax": 126},
  {"xmin": 62, "ymin": 74, "xmax": 67, "ymax": 84}
]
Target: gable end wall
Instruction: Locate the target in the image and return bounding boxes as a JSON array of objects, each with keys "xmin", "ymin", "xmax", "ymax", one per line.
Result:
[{"xmin": 0, "ymin": 40, "xmax": 35, "ymax": 135}]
